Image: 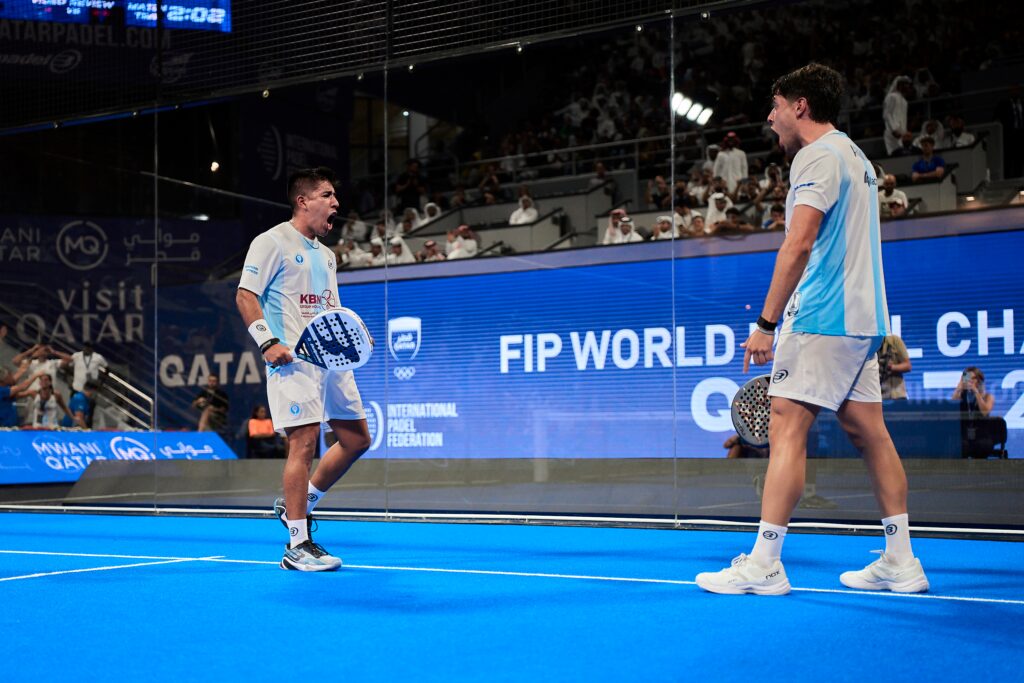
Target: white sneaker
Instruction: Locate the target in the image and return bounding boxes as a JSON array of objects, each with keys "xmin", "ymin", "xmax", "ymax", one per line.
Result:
[
  {"xmin": 839, "ymin": 551, "xmax": 929, "ymax": 593},
  {"xmin": 695, "ymin": 554, "xmax": 791, "ymax": 595}
]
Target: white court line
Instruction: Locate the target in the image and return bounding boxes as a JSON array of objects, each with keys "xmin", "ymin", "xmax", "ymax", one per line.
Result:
[
  {"xmin": 2, "ymin": 549, "xmax": 1022, "ymax": 606},
  {"xmin": 0, "ymin": 554, "xmax": 220, "ymax": 583}
]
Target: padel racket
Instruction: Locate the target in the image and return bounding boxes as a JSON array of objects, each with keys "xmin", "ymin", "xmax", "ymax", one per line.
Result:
[
  {"xmin": 294, "ymin": 308, "xmax": 373, "ymax": 371},
  {"xmin": 731, "ymin": 374, "xmax": 771, "ymax": 447}
]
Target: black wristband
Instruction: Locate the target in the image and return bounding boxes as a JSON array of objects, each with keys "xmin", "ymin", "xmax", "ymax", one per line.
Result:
[
  {"xmin": 259, "ymin": 338, "xmax": 280, "ymax": 353},
  {"xmin": 756, "ymin": 316, "xmax": 777, "ymax": 332}
]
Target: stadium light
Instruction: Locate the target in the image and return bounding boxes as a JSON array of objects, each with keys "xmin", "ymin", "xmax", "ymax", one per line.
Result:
[
  {"xmin": 210, "ymin": 161, "xmax": 220, "ymax": 172},
  {"xmin": 672, "ymin": 92, "xmax": 712, "ymax": 126}
]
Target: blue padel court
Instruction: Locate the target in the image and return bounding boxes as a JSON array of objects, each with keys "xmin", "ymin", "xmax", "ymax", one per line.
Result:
[{"xmin": 0, "ymin": 512, "xmax": 1021, "ymax": 681}]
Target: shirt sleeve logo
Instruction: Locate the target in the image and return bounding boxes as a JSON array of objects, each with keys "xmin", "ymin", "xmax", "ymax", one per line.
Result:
[{"xmin": 244, "ymin": 264, "xmax": 259, "ymax": 275}]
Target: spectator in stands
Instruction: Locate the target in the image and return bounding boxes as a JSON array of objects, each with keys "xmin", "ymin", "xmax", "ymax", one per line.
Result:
[
  {"xmin": 421, "ymin": 202, "xmax": 443, "ymax": 225},
  {"xmin": 478, "ymin": 164, "xmax": 503, "ymax": 199},
  {"xmin": 651, "ymin": 215, "xmax": 677, "ymax": 240},
  {"xmin": 237, "ymin": 405, "xmax": 286, "ymax": 459},
  {"xmin": 590, "ymin": 161, "xmax": 618, "ymax": 200},
  {"xmin": 689, "ymin": 169, "xmax": 714, "ymax": 206},
  {"xmin": 59, "ymin": 342, "xmax": 107, "ymax": 393},
  {"xmin": 701, "ymin": 144, "xmax": 720, "ymax": 173},
  {"xmin": 912, "ymin": 119, "xmax": 945, "ymax": 151},
  {"xmin": 393, "ymin": 159, "xmax": 425, "ymax": 211},
  {"xmin": 193, "ymin": 373, "xmax": 229, "ymax": 434},
  {"xmin": 12, "ymin": 344, "xmax": 60, "ymax": 392},
  {"xmin": 689, "ymin": 214, "xmax": 707, "ymax": 236},
  {"xmin": 401, "ymin": 207, "xmax": 422, "ymax": 231},
  {"xmin": 911, "ymin": 137, "xmax": 946, "ymax": 183},
  {"xmin": 450, "ymin": 185, "xmax": 469, "ymax": 209},
  {"xmin": 367, "ymin": 238, "xmax": 387, "ymax": 267},
  {"xmin": 879, "ymin": 174, "xmax": 910, "ymax": 218},
  {"xmin": 953, "ymin": 367, "xmax": 995, "ymax": 417},
  {"xmin": 942, "ymin": 115, "xmax": 976, "ymax": 148},
  {"xmin": 601, "ymin": 208, "xmax": 628, "ymax": 245},
  {"xmin": 877, "ymin": 335, "xmax": 911, "ymax": 400},
  {"xmin": 673, "ymin": 204, "xmax": 698, "ymax": 234},
  {"xmin": 417, "ymin": 239, "xmax": 446, "ymax": 263},
  {"xmin": 713, "ymin": 131, "xmax": 749, "ymax": 193},
  {"xmin": 482, "ymin": 191, "xmax": 499, "ymax": 205},
  {"xmin": 713, "ymin": 207, "xmax": 755, "ymax": 233},
  {"xmin": 732, "ymin": 177, "xmax": 759, "ymax": 205},
  {"xmin": 387, "ymin": 236, "xmax": 416, "ymax": 265},
  {"xmin": 334, "ymin": 238, "xmax": 368, "ymax": 268},
  {"xmin": 446, "ymin": 225, "xmax": 479, "ymax": 259},
  {"xmin": 883, "ymin": 75, "xmax": 914, "ymax": 156},
  {"xmin": 995, "ymin": 85, "xmax": 1024, "ymax": 177},
  {"xmin": 759, "ymin": 163, "xmax": 783, "ymax": 190},
  {"xmin": 611, "ymin": 216, "xmax": 643, "ymax": 244},
  {"xmin": 378, "ymin": 209, "xmax": 396, "ymax": 234},
  {"xmin": 704, "ymin": 192, "xmax": 733, "ymax": 227},
  {"xmin": 27, "ymin": 374, "xmax": 73, "ymax": 428},
  {"xmin": 0, "ymin": 365, "xmax": 34, "ymax": 427},
  {"xmin": 509, "ymin": 196, "xmax": 539, "ymax": 225},
  {"xmin": 762, "ymin": 204, "xmax": 786, "ymax": 230},
  {"xmin": 340, "ymin": 211, "xmax": 369, "ymax": 242},
  {"xmin": 66, "ymin": 379, "xmax": 99, "ymax": 429},
  {"xmin": 645, "ymin": 176, "xmax": 671, "ymax": 210}
]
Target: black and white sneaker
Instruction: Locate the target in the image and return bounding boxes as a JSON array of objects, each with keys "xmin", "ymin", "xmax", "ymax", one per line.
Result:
[
  {"xmin": 273, "ymin": 496, "xmax": 316, "ymax": 537},
  {"xmin": 280, "ymin": 540, "xmax": 342, "ymax": 571}
]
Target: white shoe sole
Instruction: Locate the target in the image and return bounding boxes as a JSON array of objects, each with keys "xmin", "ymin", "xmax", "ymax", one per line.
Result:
[
  {"xmin": 280, "ymin": 557, "xmax": 340, "ymax": 572},
  {"xmin": 695, "ymin": 575, "xmax": 792, "ymax": 595},
  {"xmin": 839, "ymin": 574, "xmax": 929, "ymax": 593}
]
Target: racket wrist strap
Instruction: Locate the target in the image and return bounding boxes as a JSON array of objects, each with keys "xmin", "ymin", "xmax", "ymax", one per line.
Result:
[
  {"xmin": 756, "ymin": 316, "xmax": 777, "ymax": 335},
  {"xmin": 248, "ymin": 319, "xmax": 276, "ymax": 349}
]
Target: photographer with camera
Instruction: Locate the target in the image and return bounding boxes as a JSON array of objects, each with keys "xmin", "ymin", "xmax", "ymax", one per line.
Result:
[{"xmin": 952, "ymin": 367, "xmax": 1002, "ymax": 458}]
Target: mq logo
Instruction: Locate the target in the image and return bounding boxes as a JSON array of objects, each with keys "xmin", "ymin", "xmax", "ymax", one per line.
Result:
[{"xmin": 56, "ymin": 220, "xmax": 108, "ymax": 271}]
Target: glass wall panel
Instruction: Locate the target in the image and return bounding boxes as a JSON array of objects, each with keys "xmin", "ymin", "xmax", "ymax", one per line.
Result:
[
  {"xmin": 367, "ymin": 20, "xmax": 678, "ymax": 519},
  {"xmin": 0, "ymin": 114, "xmax": 157, "ymax": 508}
]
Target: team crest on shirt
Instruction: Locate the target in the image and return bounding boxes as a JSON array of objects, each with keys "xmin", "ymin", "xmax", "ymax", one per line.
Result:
[{"xmin": 295, "ymin": 254, "xmax": 305, "ymax": 264}]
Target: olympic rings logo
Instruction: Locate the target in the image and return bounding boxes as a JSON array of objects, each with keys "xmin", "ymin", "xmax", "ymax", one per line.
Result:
[{"xmin": 393, "ymin": 366, "xmax": 416, "ymax": 381}]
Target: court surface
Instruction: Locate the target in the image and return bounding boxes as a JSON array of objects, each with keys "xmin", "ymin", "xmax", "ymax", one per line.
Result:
[{"xmin": 0, "ymin": 512, "xmax": 1021, "ymax": 681}]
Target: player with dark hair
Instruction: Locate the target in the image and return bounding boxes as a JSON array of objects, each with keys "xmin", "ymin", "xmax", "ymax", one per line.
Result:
[
  {"xmin": 236, "ymin": 166, "xmax": 371, "ymax": 571},
  {"xmin": 696, "ymin": 63, "xmax": 928, "ymax": 595}
]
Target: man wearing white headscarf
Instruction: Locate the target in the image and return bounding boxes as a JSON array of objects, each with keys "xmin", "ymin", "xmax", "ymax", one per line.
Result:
[
  {"xmin": 883, "ymin": 76, "xmax": 913, "ymax": 155},
  {"xmin": 509, "ymin": 196, "xmax": 539, "ymax": 225},
  {"xmin": 387, "ymin": 236, "xmax": 416, "ymax": 265},
  {"xmin": 446, "ymin": 225, "xmax": 479, "ymax": 259},
  {"xmin": 601, "ymin": 208, "xmax": 628, "ymax": 245},
  {"xmin": 367, "ymin": 238, "xmax": 387, "ymax": 267},
  {"xmin": 421, "ymin": 202, "xmax": 442, "ymax": 225},
  {"xmin": 652, "ymin": 215, "xmax": 677, "ymax": 240},
  {"xmin": 704, "ymin": 192, "xmax": 734, "ymax": 227}
]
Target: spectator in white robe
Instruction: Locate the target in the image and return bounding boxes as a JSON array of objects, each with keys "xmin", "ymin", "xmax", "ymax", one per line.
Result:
[
  {"xmin": 387, "ymin": 236, "xmax": 416, "ymax": 265},
  {"xmin": 712, "ymin": 131, "xmax": 748, "ymax": 193},
  {"xmin": 601, "ymin": 208, "xmax": 628, "ymax": 245},
  {"xmin": 509, "ymin": 196, "xmax": 539, "ymax": 225},
  {"xmin": 883, "ymin": 76, "xmax": 914, "ymax": 155},
  {"xmin": 446, "ymin": 225, "xmax": 479, "ymax": 260}
]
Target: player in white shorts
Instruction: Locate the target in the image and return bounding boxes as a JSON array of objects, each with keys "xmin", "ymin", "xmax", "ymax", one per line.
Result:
[
  {"xmin": 236, "ymin": 166, "xmax": 371, "ymax": 572},
  {"xmin": 696, "ymin": 64, "xmax": 928, "ymax": 595}
]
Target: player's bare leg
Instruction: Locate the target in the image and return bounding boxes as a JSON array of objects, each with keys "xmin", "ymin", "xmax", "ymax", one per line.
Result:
[
  {"xmin": 835, "ymin": 399, "xmax": 928, "ymax": 592},
  {"xmin": 310, "ymin": 418, "xmax": 371, "ymax": 492},
  {"xmin": 761, "ymin": 396, "xmax": 819, "ymax": 526},
  {"xmin": 283, "ymin": 423, "xmax": 319, "ymax": 522},
  {"xmin": 835, "ymin": 400, "xmax": 906, "ymax": 517}
]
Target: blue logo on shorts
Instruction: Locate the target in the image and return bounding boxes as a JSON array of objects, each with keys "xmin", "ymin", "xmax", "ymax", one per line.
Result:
[
  {"xmin": 289, "ymin": 403, "xmax": 301, "ymax": 416},
  {"xmin": 295, "ymin": 254, "xmax": 304, "ymax": 264}
]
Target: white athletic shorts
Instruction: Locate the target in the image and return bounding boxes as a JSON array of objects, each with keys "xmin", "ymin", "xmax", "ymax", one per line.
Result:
[
  {"xmin": 767, "ymin": 332, "xmax": 882, "ymax": 411},
  {"xmin": 266, "ymin": 360, "xmax": 365, "ymax": 434}
]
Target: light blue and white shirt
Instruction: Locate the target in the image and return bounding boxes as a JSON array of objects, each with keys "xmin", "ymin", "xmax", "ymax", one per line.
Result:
[
  {"xmin": 782, "ymin": 130, "xmax": 889, "ymax": 338},
  {"xmin": 238, "ymin": 221, "xmax": 340, "ymax": 351}
]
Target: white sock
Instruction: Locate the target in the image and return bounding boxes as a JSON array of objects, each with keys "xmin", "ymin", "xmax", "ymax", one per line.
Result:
[
  {"xmin": 287, "ymin": 518, "xmax": 309, "ymax": 548},
  {"xmin": 749, "ymin": 521, "xmax": 788, "ymax": 567},
  {"xmin": 881, "ymin": 513, "xmax": 913, "ymax": 564},
  {"xmin": 306, "ymin": 482, "xmax": 325, "ymax": 515}
]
